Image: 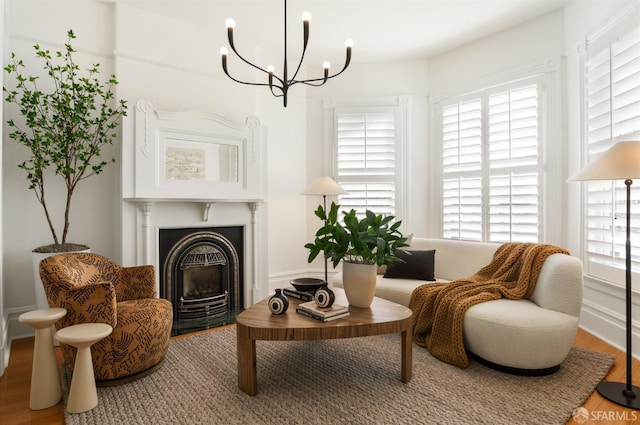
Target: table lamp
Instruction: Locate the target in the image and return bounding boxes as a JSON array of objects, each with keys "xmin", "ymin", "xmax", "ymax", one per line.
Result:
[
  {"xmin": 568, "ymin": 140, "xmax": 640, "ymax": 409},
  {"xmin": 302, "ymin": 176, "xmax": 348, "ymax": 284}
]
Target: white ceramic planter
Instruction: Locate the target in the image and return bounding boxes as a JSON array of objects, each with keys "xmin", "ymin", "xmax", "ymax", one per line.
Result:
[{"xmin": 341, "ymin": 261, "xmax": 377, "ymax": 308}]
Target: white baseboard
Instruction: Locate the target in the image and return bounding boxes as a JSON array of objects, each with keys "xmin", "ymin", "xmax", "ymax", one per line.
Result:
[
  {"xmin": 7, "ymin": 305, "xmax": 38, "ymax": 341},
  {"xmin": 580, "ymin": 297, "xmax": 640, "ymax": 360},
  {"xmin": 1, "ymin": 305, "xmax": 37, "ymax": 375},
  {"xmin": 0, "ymin": 311, "xmax": 9, "ymax": 375}
]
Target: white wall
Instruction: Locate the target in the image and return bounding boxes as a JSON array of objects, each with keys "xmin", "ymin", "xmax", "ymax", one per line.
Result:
[
  {"xmin": 304, "ymin": 59, "xmax": 429, "ymax": 280},
  {"xmin": 428, "ymin": 9, "xmax": 566, "ymax": 90},
  {"xmin": 304, "ymin": 10, "xmax": 568, "ymax": 246},
  {"xmin": 1, "ymin": 0, "xmax": 6, "ymax": 375},
  {"xmin": 306, "ymin": 59, "xmax": 430, "ymax": 232},
  {"xmin": 426, "ymin": 9, "xmax": 567, "ymax": 245},
  {"xmin": 257, "ymin": 89, "xmax": 310, "ymax": 291}
]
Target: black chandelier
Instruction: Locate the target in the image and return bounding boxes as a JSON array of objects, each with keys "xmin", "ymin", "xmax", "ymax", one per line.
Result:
[{"xmin": 220, "ymin": 0, "xmax": 352, "ymax": 107}]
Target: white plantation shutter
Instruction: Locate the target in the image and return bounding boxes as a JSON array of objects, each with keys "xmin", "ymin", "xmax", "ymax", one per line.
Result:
[
  {"xmin": 442, "ymin": 100, "xmax": 482, "ymax": 173},
  {"xmin": 488, "ymin": 85, "xmax": 540, "ymax": 242},
  {"xmin": 335, "ymin": 109, "xmax": 397, "ymax": 216},
  {"xmin": 442, "ymin": 100, "xmax": 483, "ymax": 240},
  {"xmin": 584, "ymin": 23, "xmax": 640, "ymax": 281},
  {"xmin": 489, "ymin": 173, "xmax": 539, "ymax": 242},
  {"xmin": 441, "ymin": 82, "xmax": 541, "ymax": 242},
  {"xmin": 442, "ymin": 177, "xmax": 482, "ymax": 240}
]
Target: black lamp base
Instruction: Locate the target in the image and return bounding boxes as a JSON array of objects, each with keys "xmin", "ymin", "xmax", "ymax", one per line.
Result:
[{"xmin": 597, "ymin": 381, "xmax": 640, "ymax": 410}]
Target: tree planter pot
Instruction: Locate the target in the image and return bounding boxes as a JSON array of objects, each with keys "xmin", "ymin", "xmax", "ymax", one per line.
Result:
[{"xmin": 341, "ymin": 262, "xmax": 377, "ymax": 308}]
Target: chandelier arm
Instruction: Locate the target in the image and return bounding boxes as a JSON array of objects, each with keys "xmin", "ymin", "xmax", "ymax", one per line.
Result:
[
  {"xmin": 290, "ymin": 18, "xmax": 311, "ymax": 82},
  {"xmin": 227, "ymin": 28, "xmax": 286, "ymax": 87},
  {"xmin": 223, "ymin": 74, "xmax": 274, "ymax": 88},
  {"xmin": 299, "ymin": 79, "xmax": 328, "ymax": 87},
  {"xmin": 295, "ymin": 46, "xmax": 352, "ymax": 86},
  {"xmin": 290, "ymin": 48, "xmax": 309, "ymax": 82},
  {"xmin": 297, "ymin": 71, "xmax": 341, "ymax": 86},
  {"xmin": 228, "ymin": 48, "xmax": 285, "ymax": 86},
  {"xmin": 222, "ymin": 60, "xmax": 283, "ymax": 88},
  {"xmin": 295, "ymin": 61, "xmax": 351, "ymax": 87},
  {"xmin": 268, "ymin": 83, "xmax": 285, "ymax": 98}
]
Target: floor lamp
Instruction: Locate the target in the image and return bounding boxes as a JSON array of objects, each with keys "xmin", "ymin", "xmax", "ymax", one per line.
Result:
[
  {"xmin": 302, "ymin": 176, "xmax": 348, "ymax": 284},
  {"xmin": 569, "ymin": 140, "xmax": 640, "ymax": 410}
]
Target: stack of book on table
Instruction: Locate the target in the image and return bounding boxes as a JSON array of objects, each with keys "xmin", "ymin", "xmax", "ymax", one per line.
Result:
[{"xmin": 296, "ymin": 301, "xmax": 350, "ymax": 322}]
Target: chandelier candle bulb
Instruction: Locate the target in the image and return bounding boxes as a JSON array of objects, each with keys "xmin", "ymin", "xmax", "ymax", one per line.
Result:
[
  {"xmin": 302, "ymin": 13, "xmax": 310, "ymax": 50},
  {"xmin": 226, "ymin": 19, "xmax": 237, "ymax": 50},
  {"xmin": 267, "ymin": 65, "xmax": 274, "ymax": 86},
  {"xmin": 220, "ymin": 47, "xmax": 229, "ymax": 73}
]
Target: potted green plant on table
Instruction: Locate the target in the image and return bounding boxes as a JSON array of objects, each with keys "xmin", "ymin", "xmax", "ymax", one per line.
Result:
[
  {"xmin": 3, "ymin": 30, "xmax": 128, "ymax": 308},
  {"xmin": 305, "ymin": 201, "xmax": 409, "ymax": 307}
]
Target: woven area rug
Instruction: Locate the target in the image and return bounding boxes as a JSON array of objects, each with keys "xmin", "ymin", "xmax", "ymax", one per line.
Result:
[{"xmin": 63, "ymin": 327, "xmax": 614, "ymax": 425}]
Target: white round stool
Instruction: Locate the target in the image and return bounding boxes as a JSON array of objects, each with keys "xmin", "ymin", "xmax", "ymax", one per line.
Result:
[
  {"xmin": 18, "ymin": 307, "xmax": 67, "ymax": 410},
  {"xmin": 56, "ymin": 323, "xmax": 113, "ymax": 413}
]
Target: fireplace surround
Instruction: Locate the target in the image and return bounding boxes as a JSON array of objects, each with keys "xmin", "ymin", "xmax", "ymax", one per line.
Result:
[
  {"xmin": 120, "ymin": 99, "xmax": 268, "ymax": 334},
  {"xmin": 159, "ymin": 227, "xmax": 243, "ymax": 334}
]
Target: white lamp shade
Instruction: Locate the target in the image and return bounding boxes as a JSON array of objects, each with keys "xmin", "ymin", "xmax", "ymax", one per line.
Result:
[
  {"xmin": 302, "ymin": 176, "xmax": 348, "ymax": 196},
  {"xmin": 568, "ymin": 141, "xmax": 640, "ymax": 182}
]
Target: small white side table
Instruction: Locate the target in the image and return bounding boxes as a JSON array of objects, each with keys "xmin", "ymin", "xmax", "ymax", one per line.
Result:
[
  {"xmin": 18, "ymin": 307, "xmax": 67, "ymax": 410},
  {"xmin": 56, "ymin": 323, "xmax": 113, "ymax": 414}
]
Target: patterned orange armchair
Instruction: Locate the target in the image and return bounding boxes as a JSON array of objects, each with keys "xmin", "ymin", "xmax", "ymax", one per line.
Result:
[{"xmin": 39, "ymin": 252, "xmax": 173, "ymax": 384}]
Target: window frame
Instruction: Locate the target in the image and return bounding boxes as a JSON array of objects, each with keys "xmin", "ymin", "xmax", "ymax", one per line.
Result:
[
  {"xmin": 334, "ymin": 106, "xmax": 399, "ymax": 217},
  {"xmin": 439, "ymin": 76, "xmax": 545, "ymax": 243},
  {"xmin": 580, "ymin": 5, "xmax": 640, "ymax": 286},
  {"xmin": 324, "ymin": 97, "xmax": 408, "ymax": 223}
]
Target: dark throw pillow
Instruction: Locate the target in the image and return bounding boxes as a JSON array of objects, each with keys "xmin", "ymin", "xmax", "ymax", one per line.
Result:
[{"xmin": 383, "ymin": 249, "xmax": 436, "ymax": 281}]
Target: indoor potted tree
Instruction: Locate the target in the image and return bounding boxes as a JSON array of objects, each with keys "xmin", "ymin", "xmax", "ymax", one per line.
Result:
[
  {"xmin": 3, "ymin": 30, "xmax": 127, "ymax": 308},
  {"xmin": 305, "ymin": 202, "xmax": 409, "ymax": 307}
]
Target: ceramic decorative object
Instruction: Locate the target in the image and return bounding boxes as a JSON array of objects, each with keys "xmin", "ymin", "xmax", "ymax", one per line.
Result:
[
  {"xmin": 314, "ymin": 285, "xmax": 335, "ymax": 308},
  {"xmin": 290, "ymin": 277, "xmax": 325, "ymax": 293},
  {"xmin": 268, "ymin": 289, "xmax": 289, "ymax": 315},
  {"xmin": 342, "ymin": 262, "xmax": 377, "ymax": 308}
]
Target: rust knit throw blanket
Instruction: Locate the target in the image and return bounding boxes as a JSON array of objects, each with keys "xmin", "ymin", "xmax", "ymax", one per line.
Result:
[{"xmin": 408, "ymin": 242, "xmax": 570, "ymax": 368}]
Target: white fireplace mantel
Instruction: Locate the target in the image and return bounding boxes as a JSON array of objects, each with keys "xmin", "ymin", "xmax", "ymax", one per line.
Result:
[
  {"xmin": 120, "ymin": 100, "xmax": 268, "ymax": 307},
  {"xmin": 123, "ymin": 198, "xmax": 264, "ymax": 221}
]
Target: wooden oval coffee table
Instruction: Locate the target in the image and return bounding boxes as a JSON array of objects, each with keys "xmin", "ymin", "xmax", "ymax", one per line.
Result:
[{"xmin": 236, "ymin": 287, "xmax": 413, "ymax": 396}]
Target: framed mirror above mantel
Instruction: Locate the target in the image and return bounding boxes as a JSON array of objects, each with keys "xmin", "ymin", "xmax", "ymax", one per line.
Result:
[{"xmin": 125, "ymin": 99, "xmax": 265, "ymax": 201}]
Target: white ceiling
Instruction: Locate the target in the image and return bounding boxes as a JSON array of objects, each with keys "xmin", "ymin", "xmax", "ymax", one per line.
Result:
[{"xmin": 128, "ymin": 0, "xmax": 571, "ymax": 67}]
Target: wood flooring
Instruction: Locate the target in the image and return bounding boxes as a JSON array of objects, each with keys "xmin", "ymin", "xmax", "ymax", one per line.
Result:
[{"xmin": 1, "ymin": 326, "xmax": 638, "ymax": 424}]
